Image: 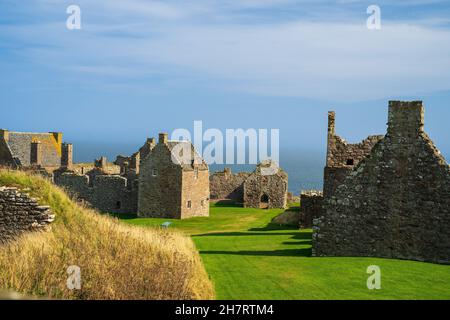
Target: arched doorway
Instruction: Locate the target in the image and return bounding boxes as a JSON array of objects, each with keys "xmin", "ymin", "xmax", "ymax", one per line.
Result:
[{"xmin": 260, "ymin": 193, "xmax": 269, "ymax": 209}]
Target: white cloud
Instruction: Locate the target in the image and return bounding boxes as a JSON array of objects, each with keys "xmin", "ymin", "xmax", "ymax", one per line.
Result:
[{"xmin": 3, "ymin": 0, "xmax": 450, "ymax": 101}]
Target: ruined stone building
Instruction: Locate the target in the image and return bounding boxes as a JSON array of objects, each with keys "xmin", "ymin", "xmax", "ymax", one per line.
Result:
[
  {"xmin": 299, "ymin": 111, "xmax": 384, "ymax": 228},
  {"xmin": 210, "ymin": 168, "xmax": 250, "ymax": 202},
  {"xmin": 0, "ymin": 129, "xmax": 72, "ymax": 170},
  {"xmin": 312, "ymin": 101, "xmax": 450, "ymax": 264},
  {"xmin": 298, "ymin": 190, "xmax": 323, "ymax": 228},
  {"xmin": 138, "ymin": 133, "xmax": 210, "ymax": 219},
  {"xmin": 210, "ymin": 160, "xmax": 288, "ymax": 209},
  {"xmin": 53, "ymin": 152, "xmax": 138, "ymax": 214},
  {"xmin": 52, "ymin": 133, "xmax": 210, "ymax": 219},
  {"xmin": 323, "ymin": 112, "xmax": 384, "ymax": 198}
]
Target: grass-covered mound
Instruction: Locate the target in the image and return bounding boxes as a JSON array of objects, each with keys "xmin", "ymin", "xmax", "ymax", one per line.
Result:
[{"xmin": 0, "ymin": 169, "xmax": 214, "ymax": 300}]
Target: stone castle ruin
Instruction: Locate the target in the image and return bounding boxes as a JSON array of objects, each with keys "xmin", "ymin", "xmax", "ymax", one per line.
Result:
[
  {"xmin": 298, "ymin": 110, "xmax": 384, "ymax": 228},
  {"xmin": 323, "ymin": 112, "xmax": 384, "ymax": 198},
  {"xmin": 0, "ymin": 130, "xmax": 72, "ymax": 170},
  {"xmin": 312, "ymin": 101, "xmax": 450, "ymax": 264},
  {"xmin": 210, "ymin": 160, "xmax": 288, "ymax": 209},
  {"xmin": 53, "ymin": 133, "xmax": 209, "ymax": 219},
  {"xmin": 0, "ymin": 126, "xmax": 287, "ymax": 219},
  {"xmin": 138, "ymin": 133, "xmax": 210, "ymax": 219},
  {"xmin": 2, "ymin": 100, "xmax": 449, "ymax": 264}
]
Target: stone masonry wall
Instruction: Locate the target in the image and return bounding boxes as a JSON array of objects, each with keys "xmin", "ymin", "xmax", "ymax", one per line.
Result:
[
  {"xmin": 181, "ymin": 167, "xmax": 210, "ymax": 218},
  {"xmin": 244, "ymin": 162, "xmax": 288, "ymax": 209},
  {"xmin": 313, "ymin": 101, "xmax": 450, "ymax": 264},
  {"xmin": 7, "ymin": 132, "xmax": 62, "ymax": 167},
  {"xmin": 209, "ymin": 168, "xmax": 250, "ymax": 202},
  {"xmin": 54, "ymin": 171, "xmax": 137, "ymax": 214},
  {"xmin": 0, "ymin": 186, "xmax": 54, "ymax": 243},
  {"xmin": 138, "ymin": 136, "xmax": 210, "ymax": 219},
  {"xmin": 299, "ymin": 190, "xmax": 323, "ymax": 229},
  {"xmin": 138, "ymin": 143, "xmax": 183, "ymax": 218},
  {"xmin": 324, "ymin": 111, "xmax": 383, "ymax": 198}
]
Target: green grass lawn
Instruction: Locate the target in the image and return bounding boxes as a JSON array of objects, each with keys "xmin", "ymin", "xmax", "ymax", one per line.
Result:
[{"xmin": 119, "ymin": 203, "xmax": 450, "ymax": 300}]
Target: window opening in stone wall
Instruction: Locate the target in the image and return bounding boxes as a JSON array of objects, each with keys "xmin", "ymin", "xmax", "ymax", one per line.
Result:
[
  {"xmin": 346, "ymin": 159, "xmax": 354, "ymax": 166},
  {"xmin": 194, "ymin": 167, "xmax": 199, "ymax": 179}
]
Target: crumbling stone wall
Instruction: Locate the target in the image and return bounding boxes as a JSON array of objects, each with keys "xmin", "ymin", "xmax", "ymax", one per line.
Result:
[
  {"xmin": 324, "ymin": 111, "xmax": 383, "ymax": 197},
  {"xmin": 313, "ymin": 101, "xmax": 450, "ymax": 264},
  {"xmin": 54, "ymin": 171, "xmax": 138, "ymax": 214},
  {"xmin": 244, "ymin": 161, "xmax": 288, "ymax": 209},
  {"xmin": 115, "ymin": 138, "xmax": 156, "ymax": 176},
  {"xmin": 209, "ymin": 168, "xmax": 250, "ymax": 202},
  {"xmin": 0, "ymin": 186, "xmax": 54, "ymax": 243},
  {"xmin": 299, "ymin": 190, "xmax": 323, "ymax": 229}
]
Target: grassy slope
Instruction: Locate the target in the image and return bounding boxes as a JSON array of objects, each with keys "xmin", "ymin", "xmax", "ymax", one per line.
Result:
[
  {"xmin": 0, "ymin": 170, "xmax": 214, "ymax": 300},
  {"xmin": 123, "ymin": 203, "xmax": 450, "ymax": 300}
]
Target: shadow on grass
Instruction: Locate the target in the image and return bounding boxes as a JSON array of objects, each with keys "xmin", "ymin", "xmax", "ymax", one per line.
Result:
[
  {"xmin": 211, "ymin": 200, "xmax": 243, "ymax": 207},
  {"xmin": 282, "ymin": 240, "xmax": 312, "ymax": 246},
  {"xmin": 200, "ymin": 248, "xmax": 312, "ymax": 257},
  {"xmin": 194, "ymin": 231, "xmax": 311, "ymax": 237},
  {"xmin": 249, "ymin": 223, "xmax": 299, "ymax": 232},
  {"xmin": 109, "ymin": 213, "xmax": 138, "ymax": 220}
]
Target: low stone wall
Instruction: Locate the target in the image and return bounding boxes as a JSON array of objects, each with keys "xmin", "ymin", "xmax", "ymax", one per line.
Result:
[
  {"xmin": 0, "ymin": 186, "xmax": 54, "ymax": 243},
  {"xmin": 299, "ymin": 190, "xmax": 323, "ymax": 229}
]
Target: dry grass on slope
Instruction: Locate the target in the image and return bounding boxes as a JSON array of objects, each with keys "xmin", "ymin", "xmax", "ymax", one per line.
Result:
[{"xmin": 0, "ymin": 169, "xmax": 214, "ymax": 300}]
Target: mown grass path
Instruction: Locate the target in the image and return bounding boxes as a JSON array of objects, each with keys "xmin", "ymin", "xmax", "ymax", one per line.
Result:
[{"xmin": 121, "ymin": 203, "xmax": 450, "ymax": 300}]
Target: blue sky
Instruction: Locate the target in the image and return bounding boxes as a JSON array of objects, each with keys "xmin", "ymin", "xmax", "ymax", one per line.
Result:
[{"xmin": 1, "ymin": 0, "xmax": 450, "ymax": 162}]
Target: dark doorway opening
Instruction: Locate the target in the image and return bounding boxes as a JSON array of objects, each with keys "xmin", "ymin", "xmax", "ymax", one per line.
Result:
[{"xmin": 260, "ymin": 193, "xmax": 269, "ymax": 209}]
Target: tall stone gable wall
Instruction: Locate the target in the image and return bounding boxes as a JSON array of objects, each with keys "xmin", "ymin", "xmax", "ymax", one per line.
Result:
[
  {"xmin": 0, "ymin": 187, "xmax": 54, "ymax": 243},
  {"xmin": 138, "ymin": 144, "xmax": 183, "ymax": 218},
  {"xmin": 313, "ymin": 101, "xmax": 450, "ymax": 264}
]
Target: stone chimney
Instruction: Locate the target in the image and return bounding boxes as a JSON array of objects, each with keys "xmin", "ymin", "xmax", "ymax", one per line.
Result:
[
  {"xmin": 147, "ymin": 137, "xmax": 156, "ymax": 149},
  {"xmin": 327, "ymin": 111, "xmax": 336, "ymax": 137},
  {"xmin": 326, "ymin": 111, "xmax": 336, "ymax": 167},
  {"xmin": 95, "ymin": 156, "xmax": 107, "ymax": 169},
  {"xmin": 387, "ymin": 101, "xmax": 424, "ymax": 137},
  {"xmin": 159, "ymin": 133, "xmax": 168, "ymax": 144},
  {"xmin": 61, "ymin": 143, "xmax": 73, "ymax": 169}
]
